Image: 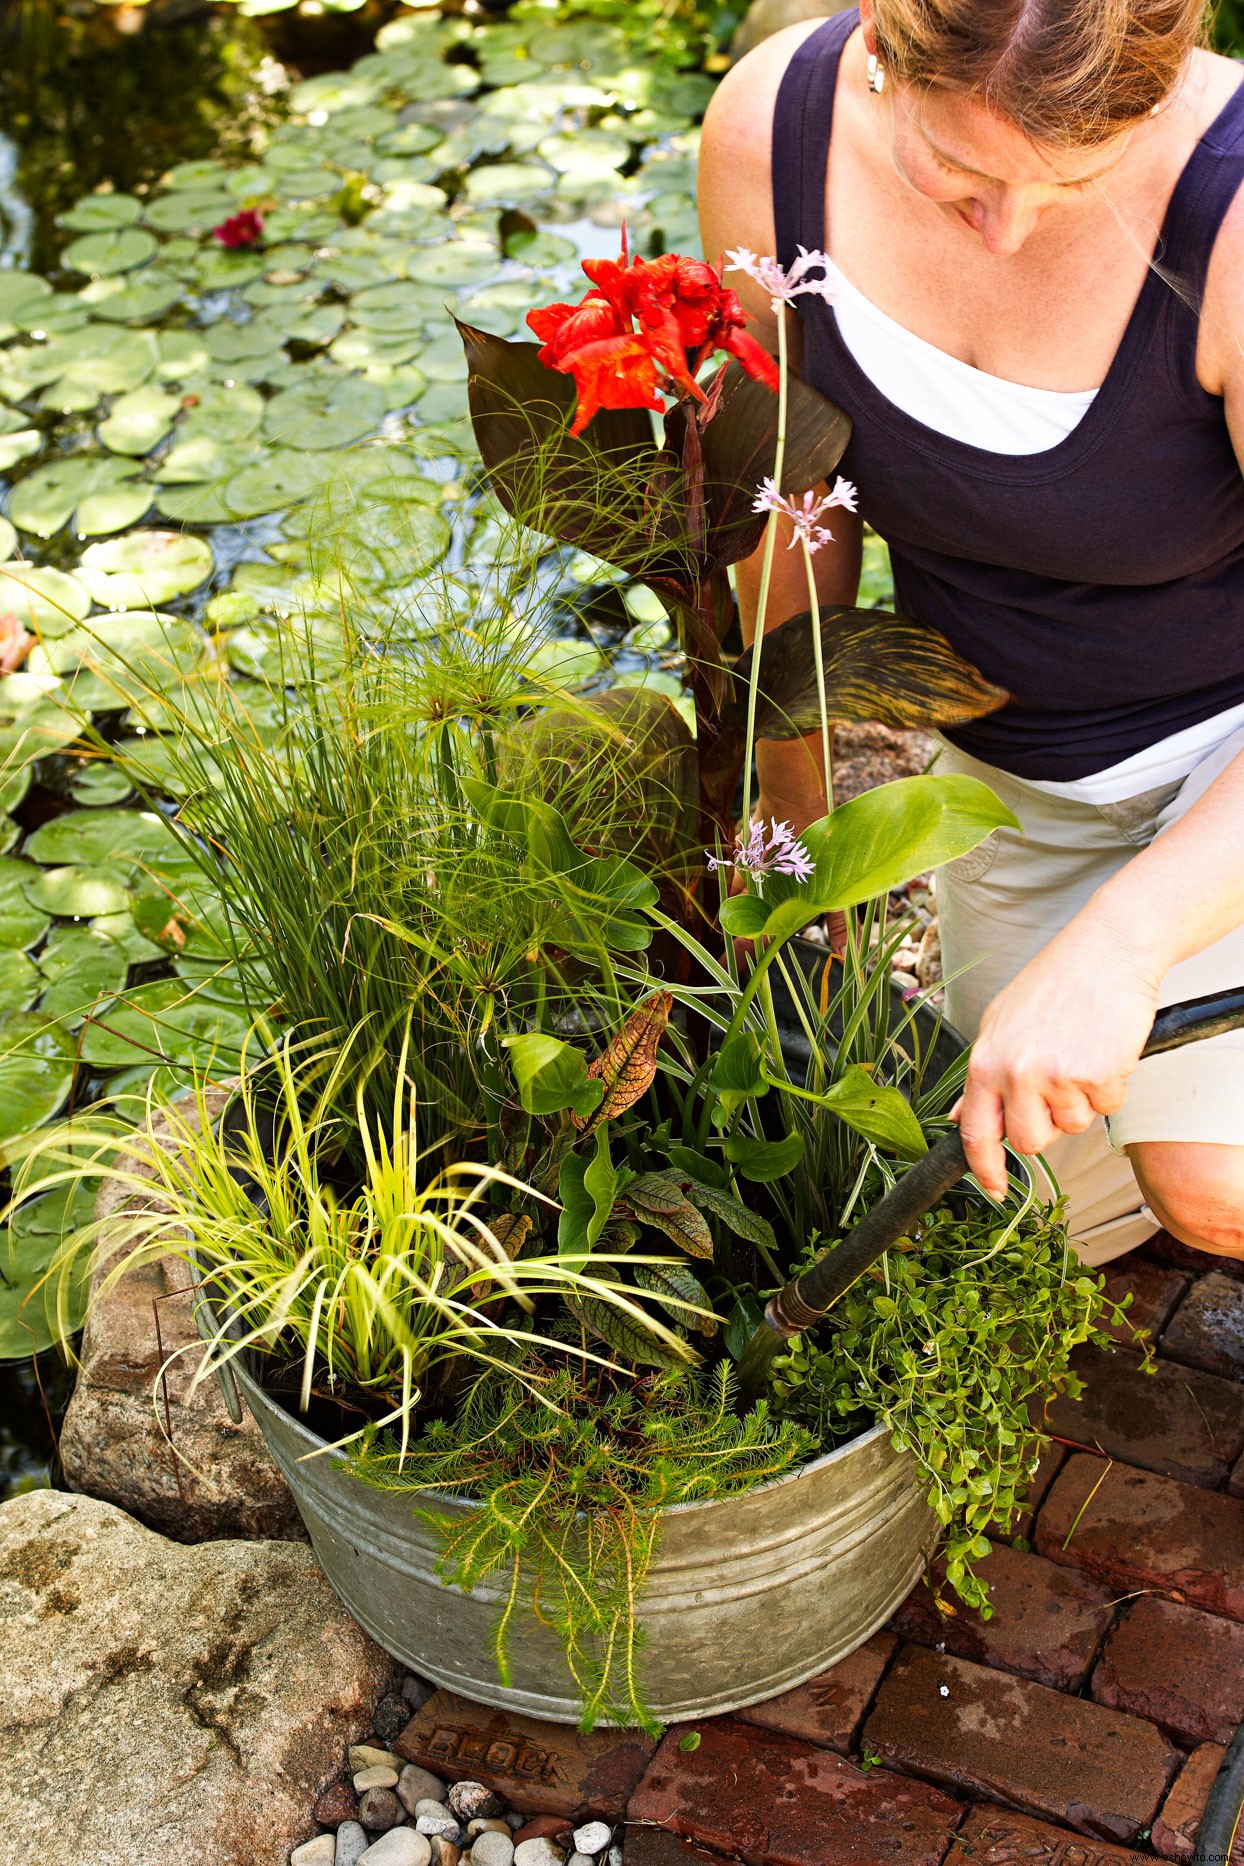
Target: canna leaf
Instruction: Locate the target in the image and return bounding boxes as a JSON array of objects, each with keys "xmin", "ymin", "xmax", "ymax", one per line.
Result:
[
  {"xmin": 574, "ymin": 989, "xmax": 673, "ymax": 1130},
  {"xmin": 633, "ymin": 1262, "xmax": 718, "ymax": 1338},
  {"xmin": 727, "ymin": 607, "xmax": 1009, "ymax": 741},
  {"xmin": 683, "ymin": 1180, "xmax": 778, "ymax": 1254}
]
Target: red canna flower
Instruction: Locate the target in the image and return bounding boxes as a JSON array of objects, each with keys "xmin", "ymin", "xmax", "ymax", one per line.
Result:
[
  {"xmin": 527, "ymin": 236, "xmax": 778, "ymax": 437},
  {"xmin": 213, "ymin": 209, "xmax": 264, "ymax": 250}
]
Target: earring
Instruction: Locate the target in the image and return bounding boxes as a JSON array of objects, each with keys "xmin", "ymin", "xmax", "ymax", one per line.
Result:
[{"xmin": 867, "ymin": 52, "xmax": 886, "ymax": 94}]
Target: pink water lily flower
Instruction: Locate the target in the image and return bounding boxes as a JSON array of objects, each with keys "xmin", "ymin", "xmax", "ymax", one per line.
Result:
[
  {"xmin": 707, "ymin": 817, "xmax": 815, "ymax": 884},
  {"xmin": 724, "ymin": 245, "xmax": 836, "ymax": 313},
  {"xmin": 753, "ymin": 475, "xmax": 859, "ymax": 554}
]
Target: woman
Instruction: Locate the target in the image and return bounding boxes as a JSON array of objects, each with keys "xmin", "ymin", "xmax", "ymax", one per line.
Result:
[{"xmin": 698, "ymin": 0, "xmax": 1244, "ymax": 1265}]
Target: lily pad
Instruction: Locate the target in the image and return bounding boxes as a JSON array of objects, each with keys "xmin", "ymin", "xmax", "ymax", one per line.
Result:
[
  {"xmin": 62, "ymin": 228, "xmax": 159, "ymax": 278},
  {"xmin": 75, "ymin": 483, "xmax": 156, "ymax": 539},
  {"xmin": 0, "ymin": 678, "xmax": 81, "ymax": 767},
  {"xmin": 0, "ymin": 431, "xmax": 41, "ymax": 473},
  {"xmin": 463, "ymin": 162, "xmax": 555, "ymax": 206},
  {"xmin": 143, "ymin": 190, "xmax": 234, "ymax": 233},
  {"xmin": 156, "ymin": 331, "xmax": 212, "ymax": 380},
  {"xmin": 80, "ymin": 271, "xmax": 182, "ymax": 324},
  {"xmin": 0, "ymin": 1014, "xmax": 78, "ymax": 1164},
  {"xmin": 23, "ymin": 865, "xmax": 131, "ymax": 919},
  {"xmin": 0, "ymin": 566, "xmax": 91, "ymax": 638},
  {"xmin": 77, "ymin": 532, "xmax": 215, "ymax": 609},
  {"xmin": 8, "ymin": 456, "xmax": 142, "ymax": 539},
  {"xmin": 37, "ymin": 926, "xmax": 130, "ymax": 1026},
  {"xmin": 0, "ymin": 275, "xmax": 53, "ymax": 322},
  {"xmin": 60, "ymin": 192, "xmax": 143, "ymax": 232},
  {"xmin": 262, "ymin": 377, "xmax": 388, "ymax": 450},
  {"xmin": 223, "ymin": 451, "xmax": 331, "ymax": 518},
  {"xmin": 97, "ymin": 387, "xmax": 182, "ymax": 456},
  {"xmin": 0, "ymin": 952, "xmax": 40, "ymax": 1011},
  {"xmin": 77, "ymin": 977, "xmax": 249, "ymax": 1071},
  {"xmin": 0, "ymin": 859, "xmax": 52, "ymax": 949},
  {"xmin": 153, "ymin": 481, "xmax": 236, "ymax": 526},
  {"xmin": 0, "ymin": 1217, "xmax": 89, "ymax": 1355},
  {"xmin": 68, "ymin": 762, "xmax": 133, "ymax": 806},
  {"xmin": 406, "ymin": 243, "xmax": 501, "ymax": 287},
  {"xmin": 0, "ymin": 765, "xmax": 30, "ymax": 816},
  {"xmin": 24, "ymin": 808, "xmax": 179, "ymax": 871}
]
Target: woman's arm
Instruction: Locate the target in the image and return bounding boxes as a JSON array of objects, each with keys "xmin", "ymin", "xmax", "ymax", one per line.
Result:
[{"xmin": 699, "ymin": 30, "xmax": 864, "ymax": 834}]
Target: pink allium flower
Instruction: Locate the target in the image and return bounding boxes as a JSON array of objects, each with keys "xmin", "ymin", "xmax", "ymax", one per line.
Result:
[
  {"xmin": 213, "ymin": 209, "xmax": 264, "ymax": 250},
  {"xmin": 724, "ymin": 245, "xmax": 836, "ymax": 313},
  {"xmin": 752, "ymin": 475, "xmax": 859, "ymax": 554},
  {"xmin": 707, "ymin": 817, "xmax": 815, "ymax": 885}
]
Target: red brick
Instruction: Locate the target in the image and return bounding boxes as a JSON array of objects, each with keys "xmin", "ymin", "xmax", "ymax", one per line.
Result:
[
  {"xmin": 1161, "ymin": 1272, "xmax": 1244, "ymax": 1381},
  {"xmin": 947, "ymin": 1805, "xmax": 1148, "ymax": 1866},
  {"xmin": 1231, "ymin": 1451, "xmax": 1244, "ymax": 1498},
  {"xmin": 1090, "ymin": 1596, "xmax": 1244, "ymax": 1746},
  {"xmin": 887, "ymin": 1542, "xmax": 1116, "ymax": 1692},
  {"xmin": 394, "ymin": 1690, "xmax": 655, "ymax": 1819},
  {"xmin": 1035, "ymin": 1455, "xmax": 1244, "ymax": 1620},
  {"xmin": 734, "ymin": 1631, "xmax": 895, "ymax": 1754},
  {"xmin": 861, "ymin": 1646, "xmax": 1179, "ymax": 1843},
  {"xmin": 623, "ymin": 1831, "xmax": 735, "ymax": 1866},
  {"xmin": 987, "ymin": 1442, "xmax": 1067, "ymax": 1544},
  {"xmin": 1142, "ymin": 1230, "xmax": 1244, "ymax": 1282},
  {"xmin": 1041, "ymin": 1345, "xmax": 1244, "ymax": 1486},
  {"xmin": 1098, "ymin": 1256, "xmax": 1188, "ymax": 1348},
  {"xmin": 513, "ymin": 1816, "xmax": 575, "ymax": 1847},
  {"xmin": 628, "ymin": 1717, "xmax": 963, "ymax": 1866},
  {"xmin": 1152, "ymin": 1744, "xmax": 1244, "ymax": 1863}
]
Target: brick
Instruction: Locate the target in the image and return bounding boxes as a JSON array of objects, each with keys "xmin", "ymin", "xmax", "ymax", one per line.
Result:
[
  {"xmin": 1232, "ymin": 1451, "xmax": 1244, "ymax": 1498},
  {"xmin": 1161, "ymin": 1272, "xmax": 1244, "ymax": 1381},
  {"xmin": 1035, "ymin": 1455, "xmax": 1244, "ymax": 1620},
  {"xmin": 1098, "ymin": 1256, "xmax": 1188, "ymax": 1348},
  {"xmin": 734, "ymin": 1631, "xmax": 895, "ymax": 1753},
  {"xmin": 628, "ymin": 1717, "xmax": 963, "ymax": 1866},
  {"xmin": 1152, "ymin": 1744, "xmax": 1244, "ymax": 1864},
  {"xmin": 1142, "ymin": 1230, "xmax": 1244, "ymax": 1282},
  {"xmin": 947, "ymin": 1806, "xmax": 1148, "ymax": 1866},
  {"xmin": 861, "ymin": 1646, "xmax": 1179, "ymax": 1843},
  {"xmin": 1041, "ymin": 1345, "xmax": 1244, "ymax": 1486},
  {"xmin": 1090, "ymin": 1596, "xmax": 1244, "ymax": 1747},
  {"xmin": 887, "ymin": 1542, "xmax": 1115, "ymax": 1692},
  {"xmin": 987, "ymin": 1442, "xmax": 1067, "ymax": 1543},
  {"xmin": 623, "ymin": 1831, "xmax": 734, "ymax": 1866},
  {"xmin": 394, "ymin": 1691, "xmax": 656, "ymax": 1820}
]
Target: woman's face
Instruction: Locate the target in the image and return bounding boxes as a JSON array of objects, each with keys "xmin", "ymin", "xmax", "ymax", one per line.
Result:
[{"xmin": 883, "ymin": 81, "xmax": 1138, "ymax": 256}]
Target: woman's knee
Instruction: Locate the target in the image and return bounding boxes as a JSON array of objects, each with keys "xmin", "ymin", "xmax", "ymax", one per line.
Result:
[{"xmin": 1128, "ymin": 1141, "xmax": 1244, "ymax": 1260}]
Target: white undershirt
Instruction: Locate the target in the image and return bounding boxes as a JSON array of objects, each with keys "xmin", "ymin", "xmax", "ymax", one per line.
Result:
[{"xmin": 829, "ymin": 259, "xmax": 1244, "ymax": 804}]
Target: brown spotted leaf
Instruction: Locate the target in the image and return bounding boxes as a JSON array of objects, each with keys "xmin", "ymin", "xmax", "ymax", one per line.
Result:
[
  {"xmin": 619, "ymin": 1172, "xmax": 715, "ymax": 1260},
  {"xmin": 488, "ymin": 1213, "xmax": 531, "ymax": 1258},
  {"xmin": 573, "ymin": 989, "xmax": 673, "ymax": 1131}
]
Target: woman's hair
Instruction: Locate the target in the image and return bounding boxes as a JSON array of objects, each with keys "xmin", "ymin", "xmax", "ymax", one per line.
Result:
[{"xmin": 871, "ymin": 0, "xmax": 1211, "ymax": 146}]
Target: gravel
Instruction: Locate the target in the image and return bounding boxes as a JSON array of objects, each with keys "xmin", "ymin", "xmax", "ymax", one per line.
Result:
[
  {"xmin": 337, "ymin": 1826, "xmax": 371, "ymax": 1866},
  {"xmin": 470, "ymin": 1833, "xmax": 515, "ymax": 1866},
  {"xmin": 292, "ymin": 1840, "xmax": 336, "ymax": 1866},
  {"xmin": 359, "ymin": 1834, "xmax": 432, "ymax": 1866},
  {"xmin": 398, "ymin": 1767, "xmax": 449, "ymax": 1815},
  {"xmin": 358, "ymin": 1787, "xmax": 403, "ymax": 1833},
  {"xmin": 513, "ymin": 1841, "xmax": 566, "ymax": 1866},
  {"xmin": 571, "ymin": 1826, "xmax": 611, "ymax": 1857}
]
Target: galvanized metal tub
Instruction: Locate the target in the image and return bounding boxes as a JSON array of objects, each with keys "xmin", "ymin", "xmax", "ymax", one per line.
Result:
[{"xmin": 230, "ymin": 1354, "xmax": 936, "ymax": 1724}]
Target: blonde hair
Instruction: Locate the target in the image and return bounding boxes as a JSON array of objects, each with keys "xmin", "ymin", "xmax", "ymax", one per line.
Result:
[{"xmin": 871, "ymin": 0, "xmax": 1211, "ymax": 145}]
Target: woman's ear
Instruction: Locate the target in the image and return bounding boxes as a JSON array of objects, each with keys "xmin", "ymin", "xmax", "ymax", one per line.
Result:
[{"xmin": 858, "ymin": 0, "xmax": 878, "ymax": 57}]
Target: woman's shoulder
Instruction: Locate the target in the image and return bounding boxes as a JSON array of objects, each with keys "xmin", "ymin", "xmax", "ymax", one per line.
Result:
[{"xmin": 699, "ymin": 20, "xmax": 844, "ymax": 292}]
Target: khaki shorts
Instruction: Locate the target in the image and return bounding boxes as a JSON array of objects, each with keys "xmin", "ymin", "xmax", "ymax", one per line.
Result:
[{"xmin": 932, "ymin": 728, "xmax": 1244, "ymax": 1268}]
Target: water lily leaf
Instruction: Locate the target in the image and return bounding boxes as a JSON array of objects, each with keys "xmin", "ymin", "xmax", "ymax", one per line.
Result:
[
  {"xmin": 0, "ymin": 566, "xmax": 91, "ymax": 638},
  {"xmin": 0, "ymin": 951, "xmax": 39, "ymax": 1011},
  {"xmin": 463, "ymin": 162, "xmax": 555, "ymax": 206},
  {"xmin": 63, "ymin": 228, "xmax": 158, "ymax": 277},
  {"xmin": 68, "ymin": 762, "xmax": 132, "ymax": 806},
  {"xmin": 0, "ymin": 677, "xmax": 81, "ymax": 767},
  {"xmin": 75, "ymin": 483, "xmax": 156, "ymax": 538},
  {"xmin": 103, "ymin": 1062, "xmax": 197, "ymax": 1119},
  {"xmin": 143, "ymin": 190, "xmax": 233, "ymax": 233},
  {"xmin": 193, "ymin": 250, "xmax": 266, "ymax": 291},
  {"xmin": 0, "ymin": 430, "xmax": 40, "ymax": 473},
  {"xmin": 97, "ymin": 387, "xmax": 182, "ymax": 456},
  {"xmin": 23, "ymin": 865, "xmax": 131, "ymax": 918},
  {"xmin": 0, "ymin": 1014, "xmax": 75, "ymax": 1155},
  {"xmin": 80, "ymin": 271, "xmax": 181, "ymax": 324},
  {"xmin": 167, "ymin": 158, "xmax": 227, "ymax": 188},
  {"xmin": 78, "ymin": 977, "xmax": 249, "ymax": 1070},
  {"xmin": 154, "ymin": 481, "xmax": 236, "ymax": 525},
  {"xmin": 60, "ymin": 192, "xmax": 142, "ymax": 232},
  {"xmin": 0, "ymin": 860, "xmax": 51, "ymax": 949},
  {"xmin": 155, "ymin": 332, "xmax": 212, "ymax": 382},
  {"xmin": 329, "ymin": 330, "xmax": 424, "ymax": 369},
  {"xmin": 537, "ymin": 130, "xmax": 630, "ymax": 173},
  {"xmin": 78, "ymin": 532, "xmax": 214, "ymax": 609},
  {"xmin": 36, "ymin": 925, "xmax": 129, "ymax": 1026},
  {"xmin": 157, "ymin": 436, "xmax": 254, "ymax": 486},
  {"xmin": 290, "ymin": 70, "xmax": 386, "ymax": 113},
  {"xmin": 0, "ymin": 274, "xmax": 52, "ymax": 321},
  {"xmin": 8, "ymin": 456, "xmax": 141, "ymax": 538},
  {"xmin": 0, "ymin": 765, "xmax": 30, "ymax": 815},
  {"xmin": 0, "ymin": 1217, "xmax": 90, "ymax": 1355},
  {"xmin": 263, "ymin": 377, "xmax": 388, "ymax": 450},
  {"xmin": 406, "ymin": 243, "xmax": 501, "ymax": 287},
  {"xmin": 224, "ymin": 620, "xmax": 350, "ymax": 684},
  {"xmin": 224, "ymin": 451, "xmax": 331, "ymax": 517},
  {"xmin": 31, "ymin": 611, "xmax": 206, "ymax": 713},
  {"xmin": 41, "ymin": 327, "xmax": 159, "ymax": 398},
  {"xmin": 24, "ymin": 807, "xmax": 179, "ymax": 870}
]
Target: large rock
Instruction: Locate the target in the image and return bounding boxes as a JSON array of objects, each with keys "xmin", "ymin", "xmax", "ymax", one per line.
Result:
[
  {"xmin": 58, "ymin": 1087, "xmax": 303, "ymax": 1542},
  {"xmin": 729, "ymin": 0, "xmax": 853, "ymax": 64},
  {"xmin": 0, "ymin": 1489, "xmax": 402, "ymax": 1866}
]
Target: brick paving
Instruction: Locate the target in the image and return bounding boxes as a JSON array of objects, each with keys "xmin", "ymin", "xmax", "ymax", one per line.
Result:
[{"xmin": 398, "ymin": 1237, "xmax": 1244, "ymax": 1866}]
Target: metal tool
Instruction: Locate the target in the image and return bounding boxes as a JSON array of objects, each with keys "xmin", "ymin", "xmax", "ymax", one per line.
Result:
[{"xmin": 737, "ymin": 985, "xmax": 1244, "ymax": 1404}]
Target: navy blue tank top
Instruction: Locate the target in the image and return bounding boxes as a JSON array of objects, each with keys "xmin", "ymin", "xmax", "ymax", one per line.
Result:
[{"xmin": 773, "ymin": 10, "xmax": 1244, "ymax": 779}]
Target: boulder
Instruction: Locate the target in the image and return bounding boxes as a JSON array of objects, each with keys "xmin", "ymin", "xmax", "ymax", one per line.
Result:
[
  {"xmin": 0, "ymin": 1488, "xmax": 401, "ymax": 1866},
  {"xmin": 729, "ymin": 0, "xmax": 854, "ymax": 64},
  {"xmin": 58, "ymin": 1086, "xmax": 302, "ymax": 1542}
]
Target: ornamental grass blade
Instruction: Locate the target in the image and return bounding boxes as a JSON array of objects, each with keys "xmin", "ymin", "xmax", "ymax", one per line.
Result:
[
  {"xmin": 665, "ymin": 364, "xmax": 852, "ymax": 575},
  {"xmin": 574, "ymin": 989, "xmax": 673, "ymax": 1131},
  {"xmin": 727, "ymin": 606, "xmax": 1009, "ymax": 738},
  {"xmin": 457, "ymin": 320, "xmax": 688, "ymax": 579}
]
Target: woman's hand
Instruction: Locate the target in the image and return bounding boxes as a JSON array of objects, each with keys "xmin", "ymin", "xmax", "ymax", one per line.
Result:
[{"xmin": 953, "ymin": 920, "xmax": 1163, "ymax": 1199}]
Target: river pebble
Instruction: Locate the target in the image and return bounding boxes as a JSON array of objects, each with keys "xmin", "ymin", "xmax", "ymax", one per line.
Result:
[
  {"xmin": 449, "ymin": 1782, "xmax": 503, "ymax": 1822},
  {"xmin": 470, "ymin": 1832, "xmax": 515, "ymax": 1866},
  {"xmin": 398, "ymin": 1767, "xmax": 449, "ymax": 1815},
  {"xmin": 336, "ymin": 1824, "xmax": 370, "ymax": 1866},
  {"xmin": 355, "ymin": 1767, "xmax": 400, "ymax": 1792},
  {"xmin": 429, "ymin": 1839, "xmax": 460, "ymax": 1866},
  {"xmin": 413, "ymin": 1798, "xmax": 453, "ymax": 1821},
  {"xmin": 402, "ymin": 1673, "xmax": 437, "ymax": 1710},
  {"xmin": 359, "ymin": 1834, "xmax": 432, "ymax": 1866},
  {"xmin": 351, "ymin": 1746, "xmax": 403, "ymax": 1773},
  {"xmin": 572, "ymin": 1826, "xmax": 611, "ymax": 1857},
  {"xmin": 465, "ymin": 1820, "xmax": 511, "ymax": 1841},
  {"xmin": 359, "ymin": 1787, "xmax": 403, "ymax": 1832},
  {"xmin": 513, "ymin": 1841, "xmax": 566, "ymax": 1866},
  {"xmin": 416, "ymin": 1814, "xmax": 462, "ymax": 1842},
  {"xmin": 292, "ymin": 1840, "xmax": 336, "ymax": 1866},
  {"xmin": 373, "ymin": 1693, "xmax": 412, "ymax": 1743}
]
